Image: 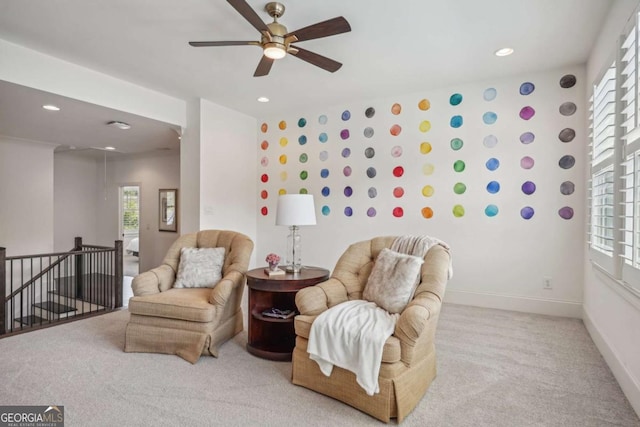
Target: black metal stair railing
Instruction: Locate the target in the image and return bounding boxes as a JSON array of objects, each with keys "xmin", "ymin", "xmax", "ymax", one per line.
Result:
[{"xmin": 0, "ymin": 237, "xmax": 123, "ymax": 337}]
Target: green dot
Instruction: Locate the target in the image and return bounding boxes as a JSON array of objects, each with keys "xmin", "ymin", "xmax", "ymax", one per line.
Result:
[
  {"xmin": 451, "ymin": 138, "xmax": 463, "ymax": 150},
  {"xmin": 299, "ymin": 188, "xmax": 308, "ymax": 194},
  {"xmin": 453, "ymin": 182, "xmax": 467, "ymax": 194},
  {"xmin": 299, "ymin": 153, "xmax": 308, "ymax": 163},
  {"xmin": 453, "ymin": 204, "xmax": 465, "ymax": 217},
  {"xmin": 300, "ymin": 171, "xmax": 308, "ymax": 180},
  {"xmin": 453, "ymin": 160, "xmax": 466, "ymax": 172}
]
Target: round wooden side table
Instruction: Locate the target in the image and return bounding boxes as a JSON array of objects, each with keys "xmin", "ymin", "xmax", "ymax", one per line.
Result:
[{"xmin": 245, "ymin": 266, "xmax": 329, "ymax": 361}]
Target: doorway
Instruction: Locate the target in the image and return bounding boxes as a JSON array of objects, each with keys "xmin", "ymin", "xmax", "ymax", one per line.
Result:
[{"xmin": 120, "ymin": 185, "xmax": 140, "ymax": 301}]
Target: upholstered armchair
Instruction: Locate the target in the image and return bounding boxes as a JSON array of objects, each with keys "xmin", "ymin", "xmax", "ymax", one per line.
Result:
[
  {"xmin": 124, "ymin": 229, "xmax": 253, "ymax": 363},
  {"xmin": 292, "ymin": 236, "xmax": 451, "ymax": 423}
]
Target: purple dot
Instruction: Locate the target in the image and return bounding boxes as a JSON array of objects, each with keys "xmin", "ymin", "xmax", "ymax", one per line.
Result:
[
  {"xmin": 559, "ymin": 206, "xmax": 574, "ymax": 220},
  {"xmin": 344, "ymin": 207, "xmax": 353, "ymax": 217},
  {"xmin": 340, "ymin": 129, "xmax": 350, "ymax": 140},
  {"xmin": 521, "ymin": 156, "xmax": 535, "ymax": 169},
  {"xmin": 520, "ymin": 132, "xmax": 535, "ymax": 144},
  {"xmin": 522, "ymin": 181, "xmax": 536, "ymax": 195},
  {"xmin": 343, "ymin": 166, "xmax": 352, "ymax": 177},
  {"xmin": 367, "ymin": 207, "xmax": 377, "ymax": 217},
  {"xmin": 342, "ymin": 148, "xmax": 351, "ymax": 158},
  {"xmin": 520, "ymin": 106, "xmax": 535, "ymax": 120},
  {"xmin": 521, "ymin": 206, "xmax": 535, "ymax": 220},
  {"xmin": 344, "ymin": 186, "xmax": 353, "ymax": 197}
]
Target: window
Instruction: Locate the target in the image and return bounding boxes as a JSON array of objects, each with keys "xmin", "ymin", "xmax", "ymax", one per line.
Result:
[
  {"xmin": 122, "ymin": 186, "xmax": 139, "ymax": 233},
  {"xmin": 589, "ymin": 11, "xmax": 640, "ymax": 295}
]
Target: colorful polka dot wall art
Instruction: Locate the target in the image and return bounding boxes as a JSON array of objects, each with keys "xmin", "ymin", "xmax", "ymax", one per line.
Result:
[
  {"xmin": 520, "ymin": 106, "xmax": 535, "ymax": 120},
  {"xmin": 483, "ymin": 112, "xmax": 497, "ymax": 125},
  {"xmin": 486, "ymin": 158, "xmax": 500, "ymax": 171},
  {"xmin": 559, "ymin": 128, "xmax": 575, "ymax": 142},
  {"xmin": 521, "ymin": 206, "xmax": 535, "ymax": 220},
  {"xmin": 485, "ymin": 204, "xmax": 499, "ymax": 217},
  {"xmin": 418, "ymin": 99, "xmax": 431, "ymax": 111},
  {"xmin": 365, "ymin": 107, "xmax": 375, "ymax": 118},
  {"xmin": 450, "ymin": 115, "xmax": 463, "ymax": 128},
  {"xmin": 483, "ymin": 88, "xmax": 497, "ymax": 101},
  {"xmin": 520, "ymin": 132, "xmax": 535, "ymax": 144},
  {"xmin": 519, "ymin": 82, "xmax": 535, "ymax": 95}
]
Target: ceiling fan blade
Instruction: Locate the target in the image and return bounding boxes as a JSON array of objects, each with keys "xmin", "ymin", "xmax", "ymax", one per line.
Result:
[
  {"xmin": 227, "ymin": 0, "xmax": 270, "ymax": 34},
  {"xmin": 285, "ymin": 17, "xmax": 351, "ymax": 42},
  {"xmin": 289, "ymin": 46, "xmax": 342, "ymax": 73},
  {"xmin": 254, "ymin": 55, "xmax": 274, "ymax": 77},
  {"xmin": 189, "ymin": 41, "xmax": 258, "ymax": 47}
]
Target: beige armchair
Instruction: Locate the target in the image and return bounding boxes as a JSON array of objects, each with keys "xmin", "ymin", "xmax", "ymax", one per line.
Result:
[
  {"xmin": 124, "ymin": 229, "xmax": 253, "ymax": 363},
  {"xmin": 292, "ymin": 236, "xmax": 451, "ymax": 423}
]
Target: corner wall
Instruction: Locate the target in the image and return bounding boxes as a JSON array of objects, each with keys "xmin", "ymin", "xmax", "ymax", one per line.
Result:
[{"xmin": 257, "ymin": 66, "xmax": 585, "ymax": 318}]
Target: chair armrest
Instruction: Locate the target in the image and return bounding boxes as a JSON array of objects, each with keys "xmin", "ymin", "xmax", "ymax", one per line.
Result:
[
  {"xmin": 209, "ymin": 270, "xmax": 244, "ymax": 306},
  {"xmin": 394, "ymin": 294, "xmax": 441, "ymax": 365},
  {"xmin": 295, "ymin": 277, "xmax": 348, "ymax": 315},
  {"xmin": 131, "ymin": 265, "xmax": 175, "ymax": 296}
]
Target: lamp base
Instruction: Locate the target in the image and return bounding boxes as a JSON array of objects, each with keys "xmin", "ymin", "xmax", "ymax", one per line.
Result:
[{"xmin": 284, "ymin": 264, "xmax": 302, "ymax": 273}]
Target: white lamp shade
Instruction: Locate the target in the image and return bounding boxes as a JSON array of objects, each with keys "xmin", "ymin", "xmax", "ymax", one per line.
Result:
[{"xmin": 276, "ymin": 194, "xmax": 317, "ymax": 226}]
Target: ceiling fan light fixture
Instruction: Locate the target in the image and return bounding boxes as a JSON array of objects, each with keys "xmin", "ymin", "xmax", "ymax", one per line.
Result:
[
  {"xmin": 107, "ymin": 120, "xmax": 131, "ymax": 130},
  {"xmin": 264, "ymin": 43, "xmax": 286, "ymax": 59}
]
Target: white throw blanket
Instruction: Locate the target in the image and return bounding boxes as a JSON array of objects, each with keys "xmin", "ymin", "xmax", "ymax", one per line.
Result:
[
  {"xmin": 391, "ymin": 235, "xmax": 453, "ymax": 279},
  {"xmin": 308, "ymin": 300, "xmax": 399, "ymax": 396}
]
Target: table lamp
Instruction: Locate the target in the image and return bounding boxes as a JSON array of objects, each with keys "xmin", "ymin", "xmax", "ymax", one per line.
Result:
[{"xmin": 275, "ymin": 194, "xmax": 317, "ymax": 273}]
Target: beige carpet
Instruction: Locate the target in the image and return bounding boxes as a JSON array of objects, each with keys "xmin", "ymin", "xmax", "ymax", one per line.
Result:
[{"xmin": 0, "ymin": 303, "xmax": 638, "ymax": 426}]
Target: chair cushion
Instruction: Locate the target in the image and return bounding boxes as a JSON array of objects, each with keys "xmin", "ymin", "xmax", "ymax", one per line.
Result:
[
  {"xmin": 363, "ymin": 248, "xmax": 424, "ymax": 314},
  {"xmin": 128, "ymin": 288, "xmax": 215, "ymax": 322},
  {"xmin": 174, "ymin": 247, "xmax": 225, "ymax": 288}
]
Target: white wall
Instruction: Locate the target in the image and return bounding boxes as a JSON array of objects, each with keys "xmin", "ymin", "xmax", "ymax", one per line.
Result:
[
  {"xmin": 584, "ymin": 0, "xmax": 640, "ymax": 416},
  {"xmin": 179, "ymin": 99, "xmax": 201, "ymax": 234},
  {"xmin": 53, "ymin": 152, "xmax": 99, "ymax": 250},
  {"xmin": 95, "ymin": 151, "xmax": 180, "ymax": 272},
  {"xmin": 0, "ymin": 137, "xmax": 54, "ymax": 256},
  {"xmin": 257, "ymin": 65, "xmax": 585, "ymax": 318},
  {"xmin": 198, "ymin": 99, "xmax": 258, "ymax": 264}
]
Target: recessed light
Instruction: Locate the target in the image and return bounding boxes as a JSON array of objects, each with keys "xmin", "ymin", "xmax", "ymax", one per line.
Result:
[
  {"xmin": 495, "ymin": 47, "xmax": 514, "ymax": 57},
  {"xmin": 104, "ymin": 146, "xmax": 116, "ymax": 151},
  {"xmin": 257, "ymin": 96, "xmax": 270, "ymax": 103},
  {"xmin": 107, "ymin": 120, "xmax": 131, "ymax": 130},
  {"xmin": 42, "ymin": 104, "xmax": 60, "ymax": 111}
]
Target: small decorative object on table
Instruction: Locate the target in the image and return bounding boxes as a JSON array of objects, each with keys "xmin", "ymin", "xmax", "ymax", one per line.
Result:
[
  {"xmin": 265, "ymin": 253, "xmax": 285, "ymax": 276},
  {"xmin": 261, "ymin": 308, "xmax": 296, "ymax": 319}
]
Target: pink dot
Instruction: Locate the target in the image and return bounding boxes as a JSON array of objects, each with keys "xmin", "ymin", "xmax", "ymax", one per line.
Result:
[
  {"xmin": 393, "ymin": 187, "xmax": 404, "ymax": 198},
  {"xmin": 520, "ymin": 106, "xmax": 535, "ymax": 120}
]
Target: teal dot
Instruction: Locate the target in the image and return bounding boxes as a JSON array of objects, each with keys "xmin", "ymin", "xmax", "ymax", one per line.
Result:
[
  {"xmin": 298, "ymin": 118, "xmax": 307, "ymax": 127},
  {"xmin": 450, "ymin": 93, "xmax": 463, "ymax": 106},
  {"xmin": 450, "ymin": 115, "xmax": 463, "ymax": 128},
  {"xmin": 450, "ymin": 138, "xmax": 463, "ymax": 150},
  {"xmin": 322, "ymin": 205, "xmax": 330, "ymax": 216},
  {"xmin": 485, "ymin": 204, "xmax": 499, "ymax": 217},
  {"xmin": 483, "ymin": 112, "xmax": 497, "ymax": 124},
  {"xmin": 298, "ymin": 135, "xmax": 307, "ymax": 145},
  {"xmin": 319, "ymin": 132, "xmax": 328, "ymax": 143}
]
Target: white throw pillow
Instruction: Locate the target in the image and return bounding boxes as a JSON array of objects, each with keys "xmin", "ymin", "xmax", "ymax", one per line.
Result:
[
  {"xmin": 362, "ymin": 248, "xmax": 424, "ymax": 314},
  {"xmin": 173, "ymin": 247, "xmax": 225, "ymax": 288}
]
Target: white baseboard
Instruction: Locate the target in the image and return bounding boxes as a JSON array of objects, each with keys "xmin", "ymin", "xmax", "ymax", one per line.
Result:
[
  {"xmin": 583, "ymin": 309, "xmax": 640, "ymax": 419},
  {"xmin": 443, "ymin": 289, "xmax": 583, "ymax": 318}
]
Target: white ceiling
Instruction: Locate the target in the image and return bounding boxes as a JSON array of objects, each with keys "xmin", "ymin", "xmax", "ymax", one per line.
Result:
[{"xmin": 0, "ymin": 0, "xmax": 613, "ymax": 153}]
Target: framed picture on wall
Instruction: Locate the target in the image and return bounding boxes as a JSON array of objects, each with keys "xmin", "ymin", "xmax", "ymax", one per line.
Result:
[{"xmin": 159, "ymin": 189, "xmax": 178, "ymax": 232}]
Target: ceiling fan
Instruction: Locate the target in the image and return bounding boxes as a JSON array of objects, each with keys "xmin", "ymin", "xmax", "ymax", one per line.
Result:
[{"xmin": 189, "ymin": 0, "xmax": 351, "ymax": 77}]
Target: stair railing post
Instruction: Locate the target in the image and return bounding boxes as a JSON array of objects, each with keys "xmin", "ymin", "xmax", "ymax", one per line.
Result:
[
  {"xmin": 115, "ymin": 240, "xmax": 123, "ymax": 308},
  {"xmin": 0, "ymin": 247, "xmax": 6, "ymax": 335},
  {"xmin": 74, "ymin": 237, "xmax": 83, "ymax": 299}
]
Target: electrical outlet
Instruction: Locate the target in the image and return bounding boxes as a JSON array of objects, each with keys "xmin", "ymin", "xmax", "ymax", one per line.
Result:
[{"xmin": 543, "ymin": 277, "xmax": 552, "ymax": 289}]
